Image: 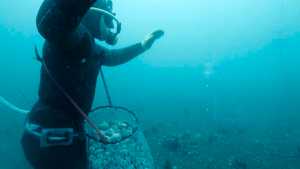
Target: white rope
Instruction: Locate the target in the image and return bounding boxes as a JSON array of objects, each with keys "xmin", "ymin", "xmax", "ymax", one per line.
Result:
[{"xmin": 0, "ymin": 96, "xmax": 29, "ymax": 114}]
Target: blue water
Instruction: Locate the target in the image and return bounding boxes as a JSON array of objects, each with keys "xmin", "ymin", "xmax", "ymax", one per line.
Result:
[{"xmin": 0, "ymin": 0, "xmax": 300, "ymax": 169}]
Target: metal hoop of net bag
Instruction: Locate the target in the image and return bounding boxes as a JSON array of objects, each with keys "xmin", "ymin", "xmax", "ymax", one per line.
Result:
[{"xmin": 85, "ymin": 105, "xmax": 155, "ymax": 169}]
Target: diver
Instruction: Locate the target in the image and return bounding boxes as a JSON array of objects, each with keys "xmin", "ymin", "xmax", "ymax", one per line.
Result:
[{"xmin": 20, "ymin": 0, "xmax": 164, "ymax": 169}]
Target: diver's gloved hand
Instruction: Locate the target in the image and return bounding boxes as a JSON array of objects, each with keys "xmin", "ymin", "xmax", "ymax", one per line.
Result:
[
  {"xmin": 97, "ymin": 131, "xmax": 110, "ymax": 144},
  {"xmin": 141, "ymin": 30, "xmax": 165, "ymax": 50}
]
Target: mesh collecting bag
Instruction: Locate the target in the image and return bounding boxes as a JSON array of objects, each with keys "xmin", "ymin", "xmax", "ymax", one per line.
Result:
[{"xmin": 85, "ymin": 106, "xmax": 155, "ymax": 169}]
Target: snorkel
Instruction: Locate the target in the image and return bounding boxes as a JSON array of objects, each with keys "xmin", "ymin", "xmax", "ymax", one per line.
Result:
[{"xmin": 88, "ymin": 0, "xmax": 122, "ymax": 45}]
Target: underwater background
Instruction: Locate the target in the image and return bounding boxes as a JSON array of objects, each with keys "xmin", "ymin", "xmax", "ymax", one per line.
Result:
[{"xmin": 0, "ymin": 0, "xmax": 300, "ymax": 168}]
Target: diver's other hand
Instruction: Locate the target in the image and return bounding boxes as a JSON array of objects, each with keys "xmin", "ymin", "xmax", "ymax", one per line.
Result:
[
  {"xmin": 141, "ymin": 30, "xmax": 164, "ymax": 50},
  {"xmin": 97, "ymin": 130, "xmax": 110, "ymax": 144}
]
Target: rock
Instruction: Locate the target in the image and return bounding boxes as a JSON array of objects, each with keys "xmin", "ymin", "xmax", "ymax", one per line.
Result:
[
  {"xmin": 99, "ymin": 121, "xmax": 110, "ymax": 130},
  {"xmin": 88, "ymin": 122, "xmax": 154, "ymax": 169},
  {"xmin": 118, "ymin": 122, "xmax": 129, "ymax": 128},
  {"xmin": 104, "ymin": 128, "xmax": 114, "ymax": 137},
  {"xmin": 109, "ymin": 132, "xmax": 122, "ymax": 143},
  {"xmin": 121, "ymin": 128, "xmax": 133, "ymax": 138}
]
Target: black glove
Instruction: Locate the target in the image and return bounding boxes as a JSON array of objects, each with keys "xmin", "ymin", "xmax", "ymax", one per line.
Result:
[{"xmin": 141, "ymin": 30, "xmax": 165, "ymax": 50}]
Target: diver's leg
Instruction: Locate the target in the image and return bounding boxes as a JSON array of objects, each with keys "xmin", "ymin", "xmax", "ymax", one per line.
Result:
[
  {"xmin": 36, "ymin": 0, "xmax": 95, "ymax": 43},
  {"xmin": 21, "ymin": 130, "xmax": 88, "ymax": 169},
  {"xmin": 21, "ymin": 102, "xmax": 88, "ymax": 169}
]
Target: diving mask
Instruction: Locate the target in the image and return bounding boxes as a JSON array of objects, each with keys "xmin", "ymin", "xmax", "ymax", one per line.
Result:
[
  {"xmin": 85, "ymin": 0, "xmax": 121, "ymax": 45},
  {"xmin": 90, "ymin": 7, "xmax": 121, "ymax": 45}
]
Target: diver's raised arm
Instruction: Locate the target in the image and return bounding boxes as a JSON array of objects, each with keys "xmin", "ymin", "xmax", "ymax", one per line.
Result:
[
  {"xmin": 36, "ymin": 0, "xmax": 96, "ymax": 43},
  {"xmin": 101, "ymin": 43, "xmax": 146, "ymax": 67},
  {"xmin": 100, "ymin": 30, "xmax": 165, "ymax": 66}
]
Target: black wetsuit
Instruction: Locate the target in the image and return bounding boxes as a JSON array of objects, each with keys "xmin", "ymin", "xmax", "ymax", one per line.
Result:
[{"xmin": 21, "ymin": 0, "xmax": 145, "ymax": 169}]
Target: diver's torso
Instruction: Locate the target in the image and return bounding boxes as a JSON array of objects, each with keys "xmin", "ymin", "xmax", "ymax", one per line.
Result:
[{"xmin": 29, "ymin": 27, "xmax": 102, "ymax": 127}]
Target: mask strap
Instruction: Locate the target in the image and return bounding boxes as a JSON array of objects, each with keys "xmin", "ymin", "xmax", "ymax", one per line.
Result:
[{"xmin": 90, "ymin": 7, "xmax": 121, "ymax": 35}]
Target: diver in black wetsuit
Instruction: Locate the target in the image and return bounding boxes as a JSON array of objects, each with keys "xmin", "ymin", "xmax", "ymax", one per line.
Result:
[{"xmin": 21, "ymin": 0, "xmax": 164, "ymax": 169}]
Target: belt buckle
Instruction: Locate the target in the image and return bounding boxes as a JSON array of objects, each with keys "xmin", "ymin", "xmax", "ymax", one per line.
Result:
[{"xmin": 40, "ymin": 128, "xmax": 74, "ymax": 147}]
